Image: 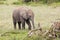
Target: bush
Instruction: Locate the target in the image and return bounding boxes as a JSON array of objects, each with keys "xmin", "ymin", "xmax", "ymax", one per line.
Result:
[
  {"xmin": 23, "ymin": 0, "xmax": 31, "ymax": 3},
  {"xmin": 41, "ymin": 0, "xmax": 60, "ymax": 4},
  {"xmin": 12, "ymin": 1, "xmax": 23, "ymax": 5},
  {"xmin": 0, "ymin": 1, "xmax": 4, "ymax": 4},
  {"xmin": 0, "ymin": 0, "xmax": 6, "ymax": 1}
]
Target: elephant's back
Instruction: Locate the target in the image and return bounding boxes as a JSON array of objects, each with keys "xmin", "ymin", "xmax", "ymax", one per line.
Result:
[{"xmin": 12, "ymin": 6, "xmax": 34, "ymax": 20}]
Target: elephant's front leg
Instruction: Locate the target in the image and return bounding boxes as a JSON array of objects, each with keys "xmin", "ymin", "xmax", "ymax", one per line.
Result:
[{"xmin": 26, "ymin": 19, "xmax": 31, "ymax": 30}]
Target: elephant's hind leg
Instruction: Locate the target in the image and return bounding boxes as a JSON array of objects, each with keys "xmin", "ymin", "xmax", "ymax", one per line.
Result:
[
  {"xmin": 22, "ymin": 21, "xmax": 25, "ymax": 29},
  {"xmin": 13, "ymin": 22, "xmax": 16, "ymax": 29},
  {"xmin": 18, "ymin": 22, "xmax": 21, "ymax": 30}
]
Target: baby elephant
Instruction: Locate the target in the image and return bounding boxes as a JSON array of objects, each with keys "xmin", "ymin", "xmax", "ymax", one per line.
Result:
[{"xmin": 12, "ymin": 7, "xmax": 35, "ymax": 30}]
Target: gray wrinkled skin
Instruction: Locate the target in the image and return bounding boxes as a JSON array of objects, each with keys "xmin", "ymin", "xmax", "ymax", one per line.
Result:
[{"xmin": 12, "ymin": 7, "xmax": 35, "ymax": 30}]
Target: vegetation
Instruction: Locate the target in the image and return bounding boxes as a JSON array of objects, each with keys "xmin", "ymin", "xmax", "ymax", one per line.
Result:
[
  {"xmin": 0, "ymin": 0, "xmax": 60, "ymax": 40},
  {"xmin": 0, "ymin": 0, "xmax": 60, "ymax": 6},
  {"xmin": 0, "ymin": 5, "xmax": 60, "ymax": 40},
  {"xmin": 0, "ymin": 0, "xmax": 6, "ymax": 1}
]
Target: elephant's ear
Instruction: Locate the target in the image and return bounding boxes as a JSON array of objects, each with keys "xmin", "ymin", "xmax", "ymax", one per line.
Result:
[
  {"xmin": 20, "ymin": 11, "xmax": 28, "ymax": 20},
  {"xmin": 23, "ymin": 13, "xmax": 28, "ymax": 20}
]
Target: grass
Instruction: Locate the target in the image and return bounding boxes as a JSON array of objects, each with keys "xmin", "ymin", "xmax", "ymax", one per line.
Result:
[
  {"xmin": 0, "ymin": 5, "xmax": 60, "ymax": 40},
  {"xmin": 0, "ymin": 30, "xmax": 28, "ymax": 40}
]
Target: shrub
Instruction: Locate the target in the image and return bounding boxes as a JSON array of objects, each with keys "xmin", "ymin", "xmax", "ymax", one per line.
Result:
[
  {"xmin": 12, "ymin": 1, "xmax": 23, "ymax": 5},
  {"xmin": 0, "ymin": 1, "xmax": 4, "ymax": 4},
  {"xmin": 0, "ymin": 0, "xmax": 6, "ymax": 1}
]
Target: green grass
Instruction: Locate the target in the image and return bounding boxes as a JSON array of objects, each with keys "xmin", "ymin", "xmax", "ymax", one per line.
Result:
[
  {"xmin": 0, "ymin": 30, "xmax": 28, "ymax": 40},
  {"xmin": 0, "ymin": 5, "xmax": 60, "ymax": 40}
]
